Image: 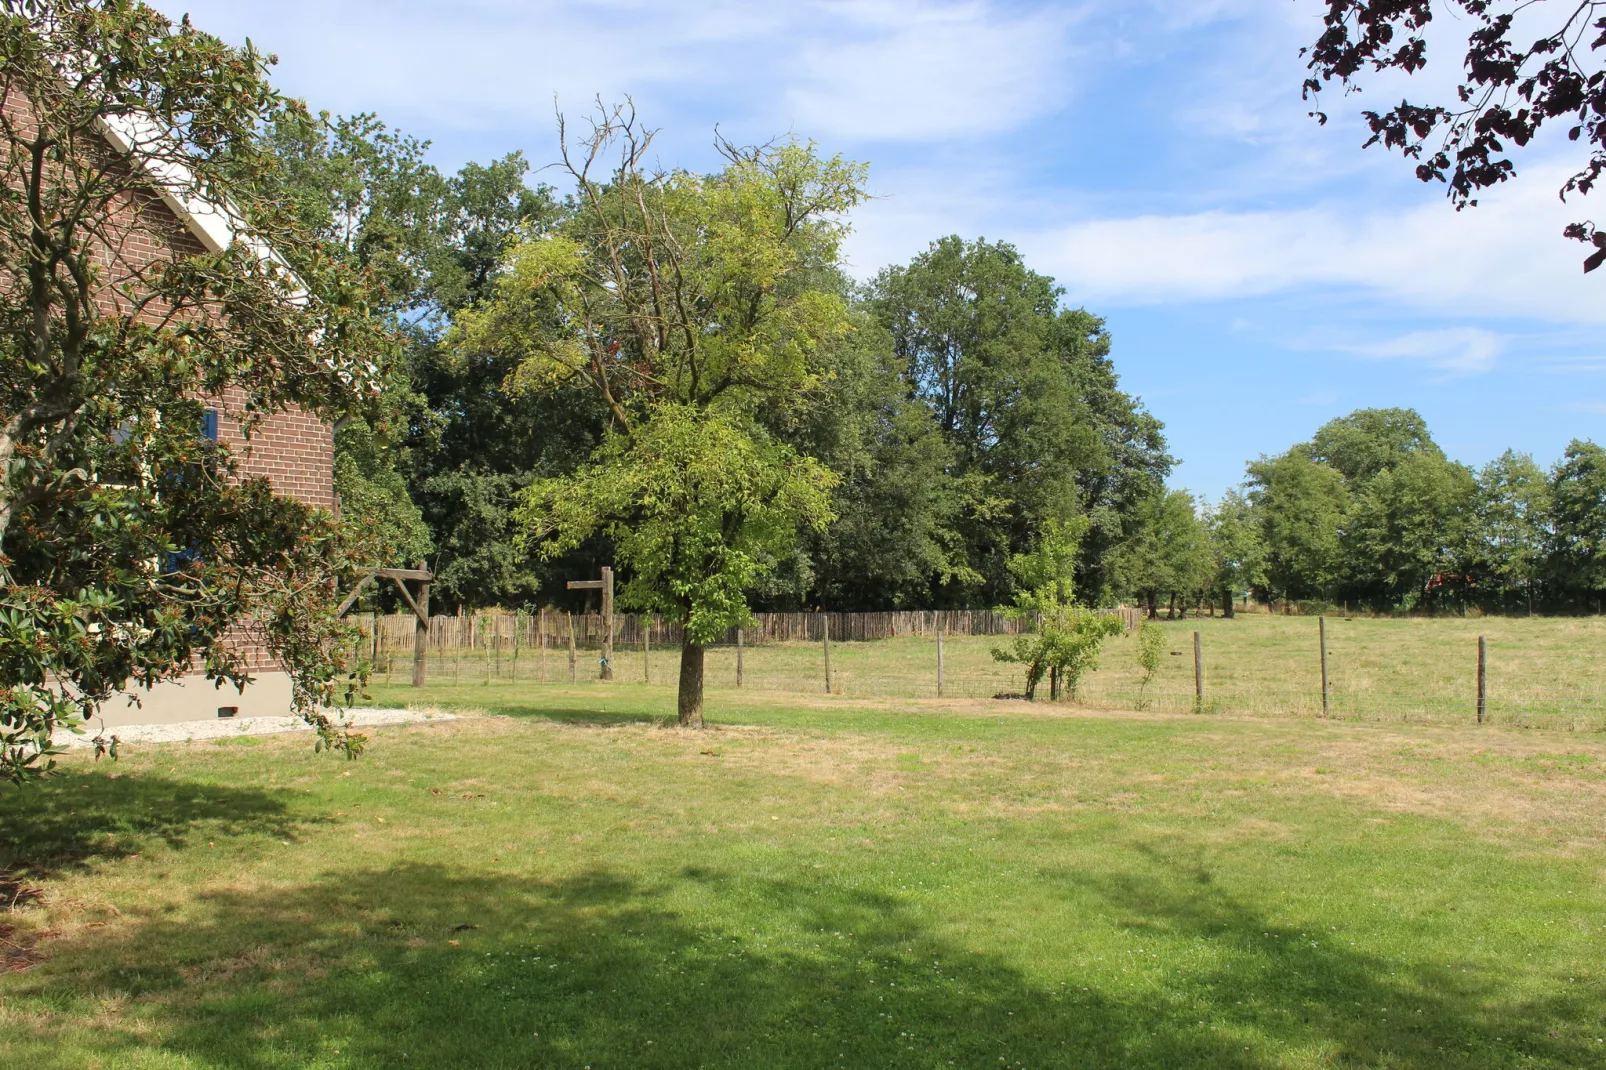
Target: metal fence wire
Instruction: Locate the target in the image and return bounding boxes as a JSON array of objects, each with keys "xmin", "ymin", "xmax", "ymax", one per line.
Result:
[{"xmin": 351, "ymin": 609, "xmax": 1606, "ymax": 730}]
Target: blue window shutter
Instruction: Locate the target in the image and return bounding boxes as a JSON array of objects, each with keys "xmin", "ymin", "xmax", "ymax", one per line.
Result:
[{"xmin": 202, "ymin": 408, "xmax": 220, "ymax": 442}]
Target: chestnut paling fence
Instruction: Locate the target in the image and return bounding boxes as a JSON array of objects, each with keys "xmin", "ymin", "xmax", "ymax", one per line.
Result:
[{"xmin": 352, "ymin": 609, "xmax": 1606, "ymax": 729}]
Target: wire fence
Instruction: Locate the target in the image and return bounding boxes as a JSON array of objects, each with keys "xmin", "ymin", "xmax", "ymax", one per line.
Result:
[{"xmin": 353, "ymin": 610, "xmax": 1606, "ymax": 730}]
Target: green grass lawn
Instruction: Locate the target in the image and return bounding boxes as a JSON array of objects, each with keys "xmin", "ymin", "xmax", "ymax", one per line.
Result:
[
  {"xmin": 3, "ymin": 684, "xmax": 1606, "ymax": 1068},
  {"xmin": 420, "ymin": 613, "xmax": 1606, "ymax": 727}
]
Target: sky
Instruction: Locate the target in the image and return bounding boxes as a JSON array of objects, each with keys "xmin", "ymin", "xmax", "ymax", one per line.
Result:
[{"xmin": 155, "ymin": 0, "xmax": 1606, "ymax": 499}]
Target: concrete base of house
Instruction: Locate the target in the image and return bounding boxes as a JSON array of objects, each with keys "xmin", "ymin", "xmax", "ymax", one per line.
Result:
[{"xmin": 97, "ymin": 672, "xmax": 297, "ymax": 729}]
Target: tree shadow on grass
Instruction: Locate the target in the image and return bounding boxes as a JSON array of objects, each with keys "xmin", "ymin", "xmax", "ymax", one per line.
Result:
[
  {"xmin": 8, "ymin": 862, "xmax": 1266, "ymax": 1070},
  {"xmin": 452, "ymin": 694, "xmax": 676, "ymax": 729},
  {"xmin": 1052, "ymin": 842, "xmax": 1603, "ymax": 1068},
  {"xmin": 0, "ymin": 773, "xmax": 294, "ymax": 881},
  {"xmin": 10, "ymin": 854, "xmax": 1596, "ymax": 1069}
]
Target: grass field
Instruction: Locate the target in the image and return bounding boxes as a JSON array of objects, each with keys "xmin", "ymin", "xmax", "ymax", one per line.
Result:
[
  {"xmin": 388, "ymin": 614, "xmax": 1606, "ymax": 728},
  {"xmin": 2, "ymin": 684, "xmax": 1605, "ymax": 1068}
]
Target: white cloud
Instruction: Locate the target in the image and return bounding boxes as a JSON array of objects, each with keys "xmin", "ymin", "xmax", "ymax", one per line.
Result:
[
  {"xmin": 780, "ymin": 2, "xmax": 1081, "ymax": 141},
  {"xmin": 1020, "ymin": 161, "xmax": 1606, "ymax": 324},
  {"xmin": 158, "ymin": 0, "xmax": 1084, "ymax": 145},
  {"xmin": 1347, "ymin": 328, "xmax": 1505, "ymax": 377}
]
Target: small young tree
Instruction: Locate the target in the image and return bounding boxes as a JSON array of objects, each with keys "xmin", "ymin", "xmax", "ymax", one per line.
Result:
[
  {"xmin": 1134, "ymin": 618, "xmax": 1165, "ymax": 710},
  {"xmin": 992, "ymin": 521, "xmax": 1124, "ymax": 701},
  {"xmin": 459, "ymin": 105, "xmax": 867, "ymax": 725},
  {"xmin": 0, "ymin": 2, "xmax": 388, "ymax": 782}
]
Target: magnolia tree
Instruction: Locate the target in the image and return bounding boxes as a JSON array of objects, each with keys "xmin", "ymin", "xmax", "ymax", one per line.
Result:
[
  {"xmin": 456, "ymin": 105, "xmax": 863, "ymax": 725},
  {"xmin": 0, "ymin": 1, "xmax": 390, "ymax": 782}
]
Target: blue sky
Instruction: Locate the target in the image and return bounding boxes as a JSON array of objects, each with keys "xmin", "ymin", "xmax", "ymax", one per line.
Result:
[{"xmin": 156, "ymin": 0, "xmax": 1606, "ymax": 500}]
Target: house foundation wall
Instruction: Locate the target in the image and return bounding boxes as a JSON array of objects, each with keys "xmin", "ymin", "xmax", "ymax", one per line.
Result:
[{"xmin": 99, "ymin": 672, "xmax": 296, "ymax": 728}]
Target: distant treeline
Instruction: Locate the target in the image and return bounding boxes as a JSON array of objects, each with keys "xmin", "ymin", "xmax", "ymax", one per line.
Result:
[{"xmin": 1121, "ymin": 408, "xmax": 1606, "ymax": 618}]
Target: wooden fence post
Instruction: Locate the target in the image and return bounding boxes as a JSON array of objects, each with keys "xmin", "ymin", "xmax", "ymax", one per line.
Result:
[
  {"xmin": 642, "ymin": 612, "xmax": 650, "ymax": 684},
  {"xmin": 600, "ymin": 566, "xmax": 615, "ymax": 680},
  {"xmin": 1477, "ymin": 635, "xmax": 1487, "ymax": 724},
  {"xmin": 412, "ymin": 582, "xmax": 430, "ymax": 688},
  {"xmin": 1192, "ymin": 630, "xmax": 1202, "ymax": 709},
  {"xmin": 937, "ymin": 625, "xmax": 945, "ymax": 698},
  {"xmin": 567, "ymin": 613, "xmax": 577, "ymax": 683},
  {"xmin": 1319, "ymin": 615, "xmax": 1329, "ymax": 717},
  {"xmin": 736, "ymin": 626, "xmax": 744, "ymax": 688},
  {"xmin": 821, "ymin": 612, "xmax": 832, "ymax": 694}
]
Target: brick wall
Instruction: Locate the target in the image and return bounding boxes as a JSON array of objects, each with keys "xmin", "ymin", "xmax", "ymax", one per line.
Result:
[{"xmin": 3, "ymin": 89, "xmax": 339, "ymax": 681}]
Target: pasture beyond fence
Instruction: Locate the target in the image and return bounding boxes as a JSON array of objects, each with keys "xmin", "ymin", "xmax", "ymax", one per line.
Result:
[{"xmin": 355, "ymin": 610, "xmax": 1606, "ymax": 730}]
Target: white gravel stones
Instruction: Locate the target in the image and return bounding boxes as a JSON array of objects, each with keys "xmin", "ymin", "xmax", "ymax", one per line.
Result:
[{"xmin": 53, "ymin": 708, "xmax": 459, "ymax": 748}]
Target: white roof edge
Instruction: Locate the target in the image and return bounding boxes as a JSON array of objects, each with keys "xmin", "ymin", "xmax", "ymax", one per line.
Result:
[{"xmin": 95, "ymin": 112, "xmax": 303, "ymax": 294}]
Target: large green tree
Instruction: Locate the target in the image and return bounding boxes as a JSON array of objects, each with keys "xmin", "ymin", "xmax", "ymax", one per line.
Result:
[
  {"xmin": 866, "ymin": 236, "xmax": 1169, "ymax": 604},
  {"xmin": 0, "ymin": 1, "xmax": 386, "ymax": 781},
  {"xmin": 1343, "ymin": 450, "xmax": 1476, "ymax": 609},
  {"xmin": 1548, "ymin": 439, "xmax": 1606, "ymax": 608},
  {"xmin": 1246, "ymin": 450, "xmax": 1349, "ymax": 605},
  {"xmin": 460, "ymin": 110, "xmax": 864, "ymax": 724},
  {"xmin": 1206, "ymin": 489, "xmax": 1266, "ymax": 618},
  {"xmin": 1115, "ymin": 489, "xmax": 1212, "ymax": 618},
  {"xmin": 1473, "ymin": 450, "xmax": 1551, "ymax": 613}
]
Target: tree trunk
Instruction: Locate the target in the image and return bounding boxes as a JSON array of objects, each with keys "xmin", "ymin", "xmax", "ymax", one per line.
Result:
[
  {"xmin": 678, "ymin": 641, "xmax": 705, "ymax": 727},
  {"xmin": 1049, "ymin": 665, "xmax": 1059, "ymax": 701},
  {"xmin": 1145, "ymin": 591, "xmax": 1159, "ymax": 620},
  {"xmin": 1221, "ymin": 587, "xmax": 1235, "ymax": 619}
]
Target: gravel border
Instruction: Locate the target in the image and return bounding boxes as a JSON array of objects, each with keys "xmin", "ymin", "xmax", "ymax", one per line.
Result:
[{"xmin": 53, "ymin": 707, "xmax": 460, "ymax": 747}]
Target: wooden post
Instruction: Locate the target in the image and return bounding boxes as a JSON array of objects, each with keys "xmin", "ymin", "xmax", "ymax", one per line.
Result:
[
  {"xmin": 1319, "ymin": 615, "xmax": 1329, "ymax": 717},
  {"xmin": 1477, "ymin": 635, "xmax": 1487, "ymax": 724},
  {"xmin": 487, "ymin": 615, "xmax": 497, "ymax": 685},
  {"xmin": 937, "ymin": 625, "xmax": 945, "ymax": 698},
  {"xmin": 642, "ymin": 612, "xmax": 650, "ymax": 684},
  {"xmin": 1192, "ymin": 630, "xmax": 1202, "ymax": 707},
  {"xmin": 566, "ymin": 570, "xmax": 614, "ymax": 681},
  {"xmin": 539, "ymin": 608, "xmax": 548, "ymax": 683},
  {"xmin": 736, "ymin": 626, "xmax": 745, "ymax": 688},
  {"xmin": 601, "ymin": 566, "xmax": 615, "ymax": 680},
  {"xmin": 412, "ymin": 581, "xmax": 430, "ymax": 688},
  {"xmin": 822, "ymin": 612, "xmax": 832, "ymax": 694},
  {"xmin": 511, "ymin": 611, "xmax": 521, "ymax": 684},
  {"xmin": 567, "ymin": 613, "xmax": 578, "ymax": 683}
]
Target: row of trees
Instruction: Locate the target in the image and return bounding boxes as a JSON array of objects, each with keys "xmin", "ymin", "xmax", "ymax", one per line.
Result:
[
  {"xmin": 1120, "ymin": 409, "xmax": 1606, "ymax": 617},
  {"xmin": 267, "ymin": 111, "xmax": 1172, "ymax": 622}
]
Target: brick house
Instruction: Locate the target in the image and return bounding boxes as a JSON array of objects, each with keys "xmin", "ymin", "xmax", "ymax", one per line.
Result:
[{"xmin": 83, "ymin": 114, "xmax": 342, "ymax": 727}]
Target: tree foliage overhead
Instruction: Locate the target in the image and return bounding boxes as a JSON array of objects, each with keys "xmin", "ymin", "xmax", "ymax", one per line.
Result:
[
  {"xmin": 1302, "ymin": 0, "xmax": 1606, "ymax": 270},
  {"xmin": 0, "ymin": 0, "xmax": 387, "ymax": 781}
]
